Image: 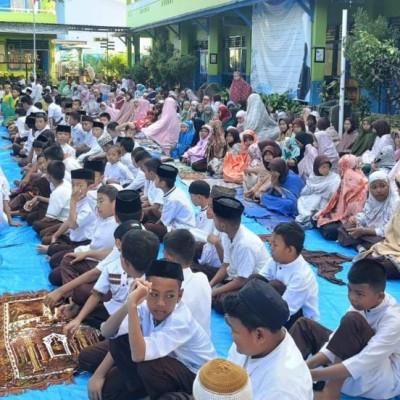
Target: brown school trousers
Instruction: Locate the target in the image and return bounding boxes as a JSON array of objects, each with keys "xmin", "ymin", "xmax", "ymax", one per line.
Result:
[
  {"xmin": 289, "ymin": 312, "xmax": 374, "ymax": 361},
  {"xmin": 32, "ymin": 217, "xmax": 63, "ymax": 244},
  {"xmin": 79, "ymin": 335, "xmax": 196, "ymax": 400}
]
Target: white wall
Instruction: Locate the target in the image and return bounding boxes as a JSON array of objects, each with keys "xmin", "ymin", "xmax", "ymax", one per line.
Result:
[{"xmin": 60, "ymin": 0, "xmax": 126, "ymax": 54}]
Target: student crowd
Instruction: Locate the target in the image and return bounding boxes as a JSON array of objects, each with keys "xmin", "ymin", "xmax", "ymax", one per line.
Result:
[{"xmin": 0, "ymin": 72, "xmax": 399, "ymax": 400}]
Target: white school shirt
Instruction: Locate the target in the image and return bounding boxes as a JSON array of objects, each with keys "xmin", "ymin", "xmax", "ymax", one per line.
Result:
[
  {"xmin": 47, "ymin": 103, "xmax": 64, "ymax": 124},
  {"xmin": 144, "ymin": 180, "xmax": 163, "ymax": 206},
  {"xmin": 86, "ymin": 183, "xmax": 103, "ymax": 213},
  {"xmin": 0, "ymin": 175, "xmax": 10, "ymax": 231},
  {"xmin": 16, "ymin": 116, "xmax": 27, "ymax": 136},
  {"xmin": 45, "ymin": 180, "xmax": 72, "ymax": 222},
  {"xmin": 61, "ymin": 143, "xmax": 76, "ymax": 159},
  {"xmin": 77, "ymin": 134, "xmax": 103, "ymax": 163},
  {"xmin": 93, "ymin": 257, "xmax": 133, "ymax": 315},
  {"xmin": 69, "ymin": 197, "xmax": 96, "ymax": 242},
  {"xmin": 161, "ymin": 187, "xmax": 196, "ymax": 230},
  {"xmin": 117, "ymin": 301, "xmax": 216, "ymax": 374},
  {"xmin": 26, "ymin": 105, "xmax": 40, "ymax": 116},
  {"xmin": 198, "ymin": 227, "xmax": 223, "ymax": 269},
  {"xmin": 104, "ymin": 161, "xmax": 134, "ymax": 186},
  {"xmin": 96, "ymin": 245, "xmax": 121, "ymax": 273},
  {"xmin": 223, "ymin": 225, "xmax": 270, "ymax": 279},
  {"xmin": 182, "ymin": 268, "xmax": 211, "ymax": 336},
  {"xmin": 195, "ymin": 207, "xmax": 214, "ymax": 233},
  {"xmin": 320, "ymin": 294, "xmax": 400, "ymax": 399},
  {"xmin": 74, "ymin": 215, "xmax": 118, "ymax": 260},
  {"xmin": 124, "ymin": 169, "xmax": 146, "ymax": 191},
  {"xmin": 228, "ymin": 331, "xmax": 313, "ymax": 400},
  {"xmin": 71, "ymin": 123, "xmax": 85, "ymax": 146},
  {"xmin": 120, "ymin": 152, "xmax": 137, "ymax": 176},
  {"xmin": 259, "ymin": 255, "xmax": 319, "ymax": 320}
]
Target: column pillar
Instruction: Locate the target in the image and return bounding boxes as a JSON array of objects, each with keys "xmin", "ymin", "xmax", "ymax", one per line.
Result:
[{"xmin": 207, "ymin": 16, "xmax": 222, "ymax": 84}]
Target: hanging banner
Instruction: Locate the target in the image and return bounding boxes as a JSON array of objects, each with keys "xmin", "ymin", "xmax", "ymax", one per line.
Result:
[{"xmin": 251, "ymin": 0, "xmax": 311, "ymax": 101}]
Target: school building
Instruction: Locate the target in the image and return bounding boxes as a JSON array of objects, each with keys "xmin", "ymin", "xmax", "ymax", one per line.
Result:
[{"xmin": 126, "ymin": 0, "xmax": 400, "ymax": 106}]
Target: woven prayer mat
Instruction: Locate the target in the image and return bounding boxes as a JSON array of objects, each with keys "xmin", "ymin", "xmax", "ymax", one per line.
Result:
[{"xmin": 0, "ymin": 290, "xmax": 100, "ymax": 397}]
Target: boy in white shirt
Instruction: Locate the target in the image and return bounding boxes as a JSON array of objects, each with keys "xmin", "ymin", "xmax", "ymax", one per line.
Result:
[
  {"xmin": 63, "ymin": 220, "xmax": 154, "ymax": 334},
  {"xmin": 290, "ymin": 259, "xmax": 400, "ymax": 400},
  {"xmin": 104, "ymin": 145, "xmax": 134, "ymax": 187},
  {"xmin": 44, "ymin": 94, "xmax": 64, "ymax": 129},
  {"xmin": 188, "ymin": 180, "xmax": 213, "ymax": 233},
  {"xmin": 79, "ymin": 258, "xmax": 216, "ymax": 400},
  {"xmin": 209, "ymin": 196, "xmax": 270, "ymax": 313},
  {"xmin": 141, "ymin": 157, "xmax": 164, "ymax": 221},
  {"xmin": 119, "ymin": 137, "xmax": 136, "ymax": 175},
  {"xmin": 68, "ymin": 111, "xmax": 86, "ymax": 147},
  {"xmin": 123, "ymin": 148, "xmax": 149, "ymax": 191},
  {"xmin": 32, "ymin": 160, "xmax": 71, "ymax": 243},
  {"xmin": 106, "ymin": 121, "xmax": 121, "ymax": 145},
  {"xmin": 43, "ymin": 168, "xmax": 97, "ymax": 283},
  {"xmin": 0, "ymin": 173, "xmax": 22, "ymax": 232},
  {"xmin": 144, "ymin": 163, "xmax": 195, "ymax": 241},
  {"xmin": 84, "ymin": 159, "xmax": 106, "ymax": 211},
  {"xmin": 258, "ymin": 222, "xmax": 319, "ymax": 329},
  {"xmin": 164, "ymin": 229, "xmax": 211, "ymax": 335},
  {"xmin": 76, "ymin": 116, "xmax": 102, "ymax": 162},
  {"xmin": 225, "ymin": 279, "xmax": 313, "ymax": 400},
  {"xmin": 43, "ymin": 189, "xmax": 144, "ymax": 315},
  {"xmin": 55, "ymin": 125, "xmax": 76, "ymax": 159}
]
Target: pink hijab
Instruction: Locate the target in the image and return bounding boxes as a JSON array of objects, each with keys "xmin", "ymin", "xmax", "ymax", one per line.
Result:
[
  {"xmin": 133, "ymin": 98, "xmax": 150, "ymax": 122},
  {"xmin": 102, "ymin": 102, "xmax": 120, "ymax": 122},
  {"xmin": 143, "ymin": 97, "xmax": 180, "ymax": 155},
  {"xmin": 117, "ymin": 95, "xmax": 136, "ymax": 124},
  {"xmin": 185, "ymin": 124, "xmax": 212, "ymax": 164}
]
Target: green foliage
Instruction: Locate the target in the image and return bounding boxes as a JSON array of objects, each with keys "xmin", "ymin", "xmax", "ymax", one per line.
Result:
[
  {"xmin": 217, "ymin": 87, "xmax": 230, "ymax": 104},
  {"xmin": 259, "ymin": 92, "xmax": 303, "ymax": 114},
  {"xmin": 351, "ymin": 96, "xmax": 372, "ymax": 122},
  {"xmin": 345, "ymin": 8, "xmax": 400, "ymax": 111},
  {"xmin": 321, "ymin": 78, "xmax": 340, "ymax": 102},
  {"xmin": 145, "ymin": 39, "xmax": 195, "ymax": 88},
  {"xmin": 102, "ymin": 53, "xmax": 129, "ymax": 77},
  {"xmin": 131, "ymin": 56, "xmax": 150, "ymax": 84}
]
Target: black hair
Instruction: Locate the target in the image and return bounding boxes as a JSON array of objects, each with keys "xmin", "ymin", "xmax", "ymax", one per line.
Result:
[
  {"xmin": 21, "ymin": 95, "xmax": 33, "ymax": 105},
  {"xmin": 121, "ymin": 230, "xmax": 160, "ymax": 274},
  {"xmin": 35, "ymin": 112, "xmax": 48, "ymax": 122},
  {"xmin": 107, "ymin": 121, "xmax": 119, "ymax": 131},
  {"xmin": 224, "ymin": 292, "xmax": 279, "ymax": 333},
  {"xmin": 15, "ymin": 108, "xmax": 26, "ymax": 117},
  {"xmin": 32, "ymin": 139, "xmax": 48, "ymax": 149},
  {"xmin": 158, "ymin": 175, "xmax": 175, "ymax": 189},
  {"xmin": 348, "ymin": 258, "xmax": 386, "ymax": 293},
  {"xmin": 34, "ymin": 102, "xmax": 43, "ymax": 110},
  {"xmin": 164, "ymin": 229, "xmax": 195, "ymax": 265},
  {"xmin": 97, "ymin": 184, "xmax": 118, "ymax": 202},
  {"xmin": 273, "ymin": 222, "xmax": 305, "ymax": 255},
  {"xmin": 143, "ymin": 157, "xmax": 161, "ymax": 173},
  {"xmin": 46, "ymin": 160, "xmax": 65, "ymax": 181},
  {"xmin": 116, "ymin": 207, "xmax": 142, "ymax": 223},
  {"xmin": 317, "ymin": 117, "xmax": 330, "ymax": 131},
  {"xmin": 121, "ymin": 137, "xmax": 135, "ymax": 152},
  {"xmin": 73, "ymin": 98, "xmax": 82, "ymax": 105},
  {"xmin": 37, "ymin": 152, "xmax": 45, "ymax": 161},
  {"xmin": 43, "ymin": 94, "xmax": 53, "ymax": 104},
  {"xmin": 213, "ymin": 94, "xmax": 221, "ymax": 102},
  {"xmin": 225, "ymin": 129, "xmax": 241, "ymax": 146},
  {"xmin": 40, "ymin": 129, "xmax": 56, "ymax": 143},
  {"xmin": 188, "ymin": 180, "xmax": 210, "ymax": 198},
  {"xmin": 131, "ymin": 147, "xmax": 146, "ymax": 157},
  {"xmin": 69, "ymin": 111, "xmax": 81, "ymax": 123},
  {"xmin": 43, "ymin": 144, "xmax": 64, "ymax": 161},
  {"xmin": 99, "ymin": 112, "xmax": 111, "ymax": 121},
  {"xmin": 134, "ymin": 150, "xmax": 151, "ymax": 164}
]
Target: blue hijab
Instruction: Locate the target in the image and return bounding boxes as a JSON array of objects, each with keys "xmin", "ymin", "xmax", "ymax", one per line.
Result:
[{"xmin": 170, "ymin": 120, "xmax": 196, "ymax": 159}]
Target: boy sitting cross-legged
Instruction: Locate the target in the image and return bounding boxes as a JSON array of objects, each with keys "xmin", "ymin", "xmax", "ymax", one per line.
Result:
[{"xmin": 290, "ymin": 258, "xmax": 400, "ymax": 400}]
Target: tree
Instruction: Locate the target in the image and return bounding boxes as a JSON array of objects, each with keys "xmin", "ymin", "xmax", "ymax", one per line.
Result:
[
  {"xmin": 345, "ymin": 8, "xmax": 400, "ymax": 112},
  {"xmin": 131, "ymin": 56, "xmax": 150, "ymax": 84},
  {"xmin": 102, "ymin": 53, "xmax": 129, "ymax": 77}
]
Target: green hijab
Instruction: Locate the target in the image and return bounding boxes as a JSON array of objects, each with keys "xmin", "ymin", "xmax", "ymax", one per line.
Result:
[{"xmin": 351, "ymin": 116, "xmax": 375, "ymax": 156}]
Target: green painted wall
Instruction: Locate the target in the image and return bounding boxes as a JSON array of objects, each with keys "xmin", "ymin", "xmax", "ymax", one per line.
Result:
[
  {"xmin": 0, "ymin": 0, "xmax": 56, "ymax": 24},
  {"xmin": 311, "ymin": 0, "xmax": 328, "ymax": 82},
  {"xmin": 127, "ymin": 0, "xmax": 245, "ymax": 28}
]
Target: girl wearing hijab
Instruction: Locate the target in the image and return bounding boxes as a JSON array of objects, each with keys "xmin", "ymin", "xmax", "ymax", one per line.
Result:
[
  {"xmin": 206, "ymin": 120, "xmax": 227, "ymax": 176},
  {"xmin": 225, "ymin": 128, "xmax": 242, "ymax": 155},
  {"xmin": 314, "ymin": 117, "xmax": 340, "ymax": 172},
  {"xmin": 202, "ymin": 105, "xmax": 214, "ymax": 124},
  {"xmin": 170, "ymin": 121, "xmax": 196, "ymax": 160},
  {"xmin": 372, "ymin": 145, "xmax": 396, "ymax": 174},
  {"xmin": 229, "ymin": 71, "xmax": 252, "ymax": 104},
  {"xmin": 295, "ymin": 132, "xmax": 318, "ymax": 181},
  {"xmin": 260, "ymin": 158, "xmax": 305, "ymax": 218},
  {"xmin": 296, "ymin": 155, "xmax": 341, "ymax": 228},
  {"xmin": 359, "ymin": 172, "xmax": 400, "ymax": 279},
  {"xmin": 235, "ymin": 110, "xmax": 246, "ymax": 134},
  {"xmin": 337, "ymin": 117, "xmax": 358, "ymax": 155},
  {"xmin": 337, "ymin": 170, "xmax": 398, "ymax": 252},
  {"xmin": 361, "ymin": 119, "xmax": 394, "ymax": 164},
  {"xmin": 243, "ymin": 142, "xmax": 263, "ymax": 192},
  {"xmin": 116, "ymin": 92, "xmax": 137, "ymax": 124},
  {"xmin": 223, "ymin": 130, "xmax": 257, "ymax": 184},
  {"xmin": 100, "ymin": 102, "xmax": 120, "ymax": 122},
  {"xmin": 182, "ymin": 125, "xmax": 211, "ymax": 171},
  {"xmin": 316, "ymin": 154, "xmax": 368, "ymax": 241},
  {"xmin": 244, "ymin": 141, "xmax": 282, "ymax": 202},
  {"xmin": 217, "ymin": 105, "xmax": 235, "ymax": 130},
  {"xmin": 351, "ymin": 116, "xmax": 375, "ymax": 156},
  {"xmin": 244, "ymin": 93, "xmax": 280, "ymax": 140},
  {"xmin": 189, "ymin": 101, "xmax": 199, "ymax": 120},
  {"xmin": 190, "ymin": 117, "xmax": 205, "ymax": 147},
  {"xmin": 135, "ymin": 109, "xmax": 155, "ymax": 132},
  {"xmin": 142, "ymin": 97, "xmax": 180, "ymax": 155}
]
